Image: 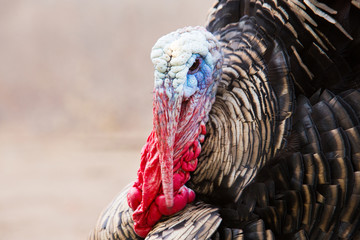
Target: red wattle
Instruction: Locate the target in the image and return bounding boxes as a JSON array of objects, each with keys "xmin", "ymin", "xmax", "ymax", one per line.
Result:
[
  {"xmin": 173, "ymin": 171, "xmax": 188, "ymax": 191},
  {"xmin": 182, "ymin": 158, "xmax": 198, "ymax": 171},
  {"xmin": 127, "ymin": 184, "xmax": 142, "ymax": 210},
  {"xmin": 133, "ymin": 226, "xmax": 152, "ymax": 239},
  {"xmin": 127, "ymin": 127, "xmax": 203, "ymax": 238},
  {"xmin": 156, "ymin": 186, "xmax": 194, "ymax": 215}
]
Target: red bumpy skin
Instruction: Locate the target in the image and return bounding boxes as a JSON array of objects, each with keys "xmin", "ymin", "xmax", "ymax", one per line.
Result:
[{"xmin": 127, "ymin": 124, "xmax": 204, "ymax": 237}]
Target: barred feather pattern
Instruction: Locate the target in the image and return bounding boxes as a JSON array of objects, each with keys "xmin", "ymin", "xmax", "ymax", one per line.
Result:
[
  {"xmin": 89, "ymin": 90, "xmax": 360, "ymax": 239},
  {"xmin": 207, "ymin": 0, "xmax": 360, "ymax": 96},
  {"xmin": 211, "ymin": 89, "xmax": 360, "ymax": 239},
  {"xmin": 90, "ymin": 0, "xmax": 360, "ymax": 239},
  {"xmin": 188, "ymin": 17, "xmax": 294, "ymax": 204}
]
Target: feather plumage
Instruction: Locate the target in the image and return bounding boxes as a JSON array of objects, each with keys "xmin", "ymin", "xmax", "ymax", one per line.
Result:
[{"xmin": 90, "ymin": 0, "xmax": 360, "ymax": 239}]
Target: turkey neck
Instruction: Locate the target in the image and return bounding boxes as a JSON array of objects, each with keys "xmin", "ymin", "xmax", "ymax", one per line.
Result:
[{"xmin": 189, "ymin": 16, "xmax": 295, "ymax": 204}]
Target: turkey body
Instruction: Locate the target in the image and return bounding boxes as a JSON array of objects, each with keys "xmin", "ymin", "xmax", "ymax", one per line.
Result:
[{"xmin": 90, "ymin": 0, "xmax": 360, "ymax": 239}]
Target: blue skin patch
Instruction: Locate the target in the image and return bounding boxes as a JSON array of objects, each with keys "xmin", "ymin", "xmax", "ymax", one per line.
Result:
[{"xmin": 183, "ymin": 54, "xmax": 213, "ymax": 99}]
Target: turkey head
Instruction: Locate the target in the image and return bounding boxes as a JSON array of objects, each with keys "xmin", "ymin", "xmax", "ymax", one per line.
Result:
[{"xmin": 127, "ymin": 26, "xmax": 223, "ymax": 238}]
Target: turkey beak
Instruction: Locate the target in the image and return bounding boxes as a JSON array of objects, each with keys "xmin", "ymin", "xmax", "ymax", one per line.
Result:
[{"xmin": 154, "ymin": 95, "xmax": 182, "ymax": 209}]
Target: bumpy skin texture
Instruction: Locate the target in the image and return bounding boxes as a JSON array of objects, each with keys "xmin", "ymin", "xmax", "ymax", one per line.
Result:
[
  {"xmin": 126, "ymin": 26, "xmax": 223, "ymax": 237},
  {"xmin": 90, "ymin": 1, "xmax": 360, "ymax": 239}
]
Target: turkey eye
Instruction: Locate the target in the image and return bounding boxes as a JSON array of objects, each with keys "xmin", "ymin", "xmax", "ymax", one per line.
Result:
[{"xmin": 189, "ymin": 58, "xmax": 201, "ymax": 73}]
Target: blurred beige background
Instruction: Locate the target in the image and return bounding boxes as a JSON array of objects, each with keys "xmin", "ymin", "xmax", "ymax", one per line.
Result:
[{"xmin": 0, "ymin": 1, "xmax": 213, "ymax": 239}]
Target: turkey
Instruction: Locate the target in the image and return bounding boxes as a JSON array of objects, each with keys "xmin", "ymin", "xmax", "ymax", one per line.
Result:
[{"xmin": 90, "ymin": 0, "xmax": 360, "ymax": 239}]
